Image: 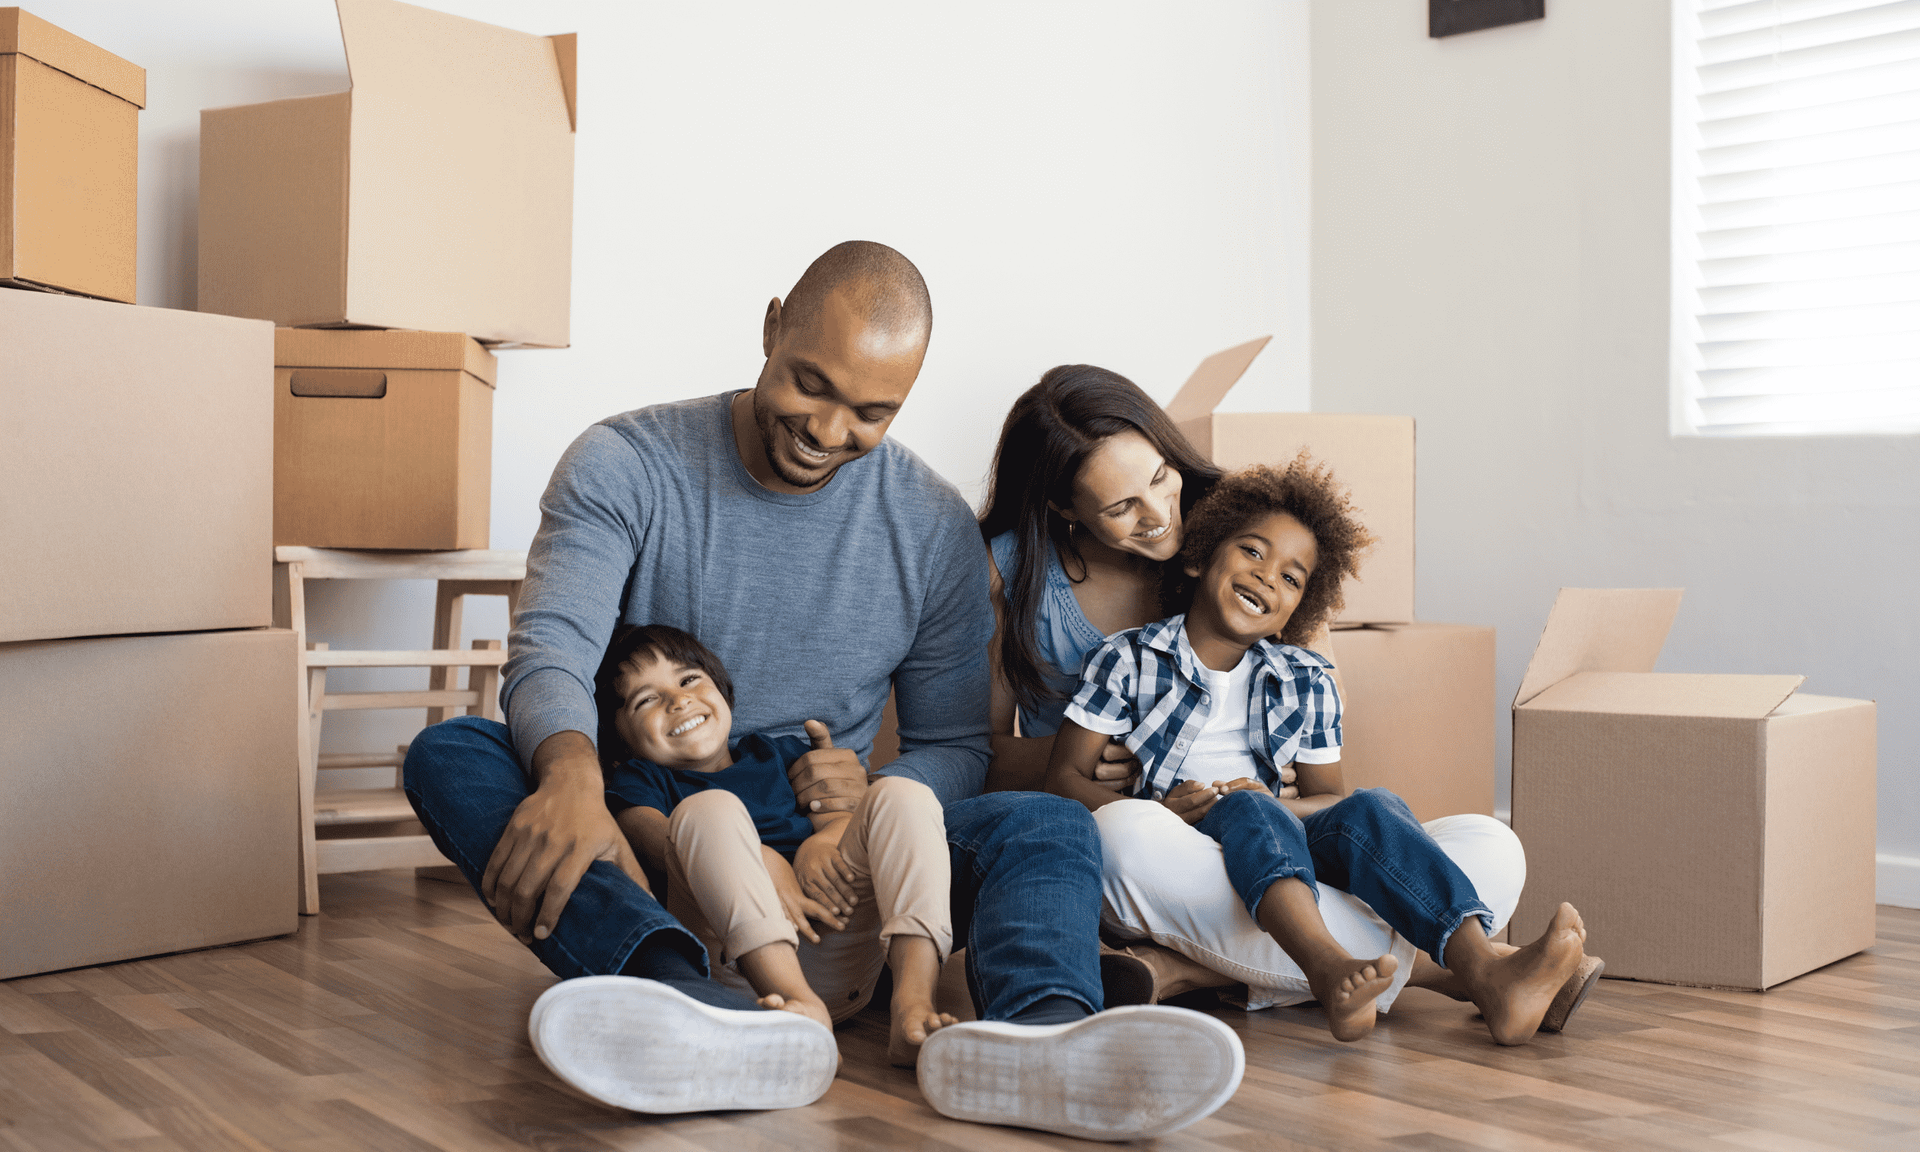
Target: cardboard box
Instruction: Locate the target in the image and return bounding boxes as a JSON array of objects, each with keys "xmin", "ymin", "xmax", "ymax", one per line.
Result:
[
  {"xmin": 1510, "ymin": 588, "xmax": 1876, "ymax": 990},
  {"xmin": 1167, "ymin": 337, "xmax": 1415, "ymax": 624},
  {"xmin": 0, "ymin": 289, "xmax": 272, "ymax": 644},
  {"xmin": 198, "ymin": 0, "xmax": 575, "ymax": 347},
  {"xmin": 0, "ymin": 628, "xmax": 299, "ymax": 979},
  {"xmin": 1327, "ymin": 622, "xmax": 1495, "ymax": 822},
  {"xmin": 1, "ymin": 7, "xmax": 144, "ymax": 302},
  {"xmin": 275, "ymin": 327, "xmax": 496, "ymax": 550}
]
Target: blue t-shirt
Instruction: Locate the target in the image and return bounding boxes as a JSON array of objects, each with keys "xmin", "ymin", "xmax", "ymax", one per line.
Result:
[{"xmin": 603, "ymin": 732, "xmax": 815, "ymax": 860}]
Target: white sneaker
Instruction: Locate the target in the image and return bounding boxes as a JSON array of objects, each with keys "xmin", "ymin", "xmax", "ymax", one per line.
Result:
[
  {"xmin": 529, "ymin": 976, "xmax": 838, "ymax": 1113},
  {"xmin": 916, "ymin": 1004, "xmax": 1245, "ymax": 1141}
]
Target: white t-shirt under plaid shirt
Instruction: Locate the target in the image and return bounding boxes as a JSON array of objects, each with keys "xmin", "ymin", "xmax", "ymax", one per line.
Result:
[{"xmin": 1063, "ymin": 614, "xmax": 1342, "ymax": 800}]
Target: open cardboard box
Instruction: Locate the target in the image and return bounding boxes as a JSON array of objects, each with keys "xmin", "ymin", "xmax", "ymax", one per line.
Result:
[
  {"xmin": 0, "ymin": 288, "xmax": 272, "ymax": 644},
  {"xmin": 275, "ymin": 328, "xmax": 495, "ymax": 550},
  {"xmin": 1510, "ymin": 588, "xmax": 1876, "ymax": 990},
  {"xmin": 1329, "ymin": 622, "xmax": 1495, "ymax": 822},
  {"xmin": 0, "ymin": 628, "xmax": 299, "ymax": 979},
  {"xmin": 1167, "ymin": 338, "xmax": 1414, "ymax": 624},
  {"xmin": 199, "ymin": 0, "xmax": 575, "ymax": 347},
  {"xmin": 1, "ymin": 7, "xmax": 144, "ymax": 302}
]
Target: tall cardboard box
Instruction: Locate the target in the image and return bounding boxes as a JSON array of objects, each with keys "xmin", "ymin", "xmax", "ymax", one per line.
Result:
[
  {"xmin": 0, "ymin": 289, "xmax": 272, "ymax": 643},
  {"xmin": 0, "ymin": 629, "xmax": 300, "ymax": 979},
  {"xmin": 1329, "ymin": 623, "xmax": 1495, "ymax": 822},
  {"xmin": 0, "ymin": 8, "xmax": 144, "ymax": 301},
  {"xmin": 275, "ymin": 328, "xmax": 496, "ymax": 550},
  {"xmin": 1166, "ymin": 338, "xmax": 1415, "ymax": 624},
  {"xmin": 1510, "ymin": 588, "xmax": 1876, "ymax": 990},
  {"xmin": 198, "ymin": 0, "xmax": 576, "ymax": 347}
]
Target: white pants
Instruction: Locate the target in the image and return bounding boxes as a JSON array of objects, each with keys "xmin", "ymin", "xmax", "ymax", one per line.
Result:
[{"xmin": 1096, "ymin": 799, "xmax": 1526, "ymax": 1011}]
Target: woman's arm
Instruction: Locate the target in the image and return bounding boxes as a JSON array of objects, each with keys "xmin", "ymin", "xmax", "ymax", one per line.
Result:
[{"xmin": 1044, "ymin": 721, "xmax": 1133, "ymax": 811}]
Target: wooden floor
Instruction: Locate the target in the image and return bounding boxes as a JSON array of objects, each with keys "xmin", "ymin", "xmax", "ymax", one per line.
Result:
[{"xmin": 4, "ymin": 875, "xmax": 1917, "ymax": 1152}]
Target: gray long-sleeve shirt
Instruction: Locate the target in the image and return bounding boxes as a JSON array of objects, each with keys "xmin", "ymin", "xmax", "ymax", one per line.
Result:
[{"xmin": 500, "ymin": 391, "xmax": 994, "ymax": 806}]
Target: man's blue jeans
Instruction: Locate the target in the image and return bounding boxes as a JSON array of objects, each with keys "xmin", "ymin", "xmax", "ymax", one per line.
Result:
[
  {"xmin": 403, "ymin": 716, "xmax": 1106, "ymax": 1019},
  {"xmin": 1196, "ymin": 787, "xmax": 1494, "ymax": 962}
]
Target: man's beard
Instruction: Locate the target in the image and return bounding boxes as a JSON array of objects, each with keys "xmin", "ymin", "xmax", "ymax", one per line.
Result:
[{"xmin": 754, "ymin": 392, "xmax": 837, "ymax": 489}]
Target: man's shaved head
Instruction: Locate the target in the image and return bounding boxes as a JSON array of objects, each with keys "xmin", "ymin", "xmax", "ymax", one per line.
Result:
[{"xmin": 778, "ymin": 240, "xmax": 932, "ymax": 344}]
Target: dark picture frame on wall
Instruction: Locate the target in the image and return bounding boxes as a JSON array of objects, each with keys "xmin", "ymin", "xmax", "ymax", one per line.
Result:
[{"xmin": 1430, "ymin": 0, "xmax": 1545, "ymax": 38}]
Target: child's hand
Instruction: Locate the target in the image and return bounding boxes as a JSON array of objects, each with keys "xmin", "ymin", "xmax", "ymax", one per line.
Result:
[
  {"xmin": 764, "ymin": 848, "xmax": 841, "ymax": 942},
  {"xmin": 794, "ymin": 827, "xmax": 862, "ymax": 921},
  {"xmin": 1219, "ymin": 777, "xmax": 1266, "ymax": 794},
  {"xmin": 1161, "ymin": 779, "xmax": 1223, "ymax": 825}
]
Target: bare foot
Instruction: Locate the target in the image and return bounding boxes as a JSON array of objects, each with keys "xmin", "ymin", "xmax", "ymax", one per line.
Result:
[
  {"xmin": 1410, "ymin": 941, "xmax": 1518, "ymax": 1003},
  {"xmin": 1470, "ymin": 903, "xmax": 1587, "ymax": 1046},
  {"xmin": 887, "ymin": 997, "xmax": 957, "ymax": 1067},
  {"xmin": 1129, "ymin": 942, "xmax": 1234, "ymax": 1002},
  {"xmin": 1308, "ymin": 953, "xmax": 1398, "ymax": 1042},
  {"xmin": 757, "ymin": 991, "xmax": 835, "ymax": 1033}
]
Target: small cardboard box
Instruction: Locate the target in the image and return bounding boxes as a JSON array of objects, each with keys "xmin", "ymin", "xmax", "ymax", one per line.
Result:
[
  {"xmin": 1328, "ymin": 622, "xmax": 1495, "ymax": 822},
  {"xmin": 1167, "ymin": 337, "xmax": 1415, "ymax": 624},
  {"xmin": 0, "ymin": 289, "xmax": 272, "ymax": 644},
  {"xmin": 198, "ymin": 0, "xmax": 575, "ymax": 347},
  {"xmin": 1510, "ymin": 588, "xmax": 1876, "ymax": 990},
  {"xmin": 1, "ymin": 7, "xmax": 144, "ymax": 302},
  {"xmin": 0, "ymin": 628, "xmax": 299, "ymax": 979},
  {"xmin": 275, "ymin": 327, "xmax": 496, "ymax": 550}
]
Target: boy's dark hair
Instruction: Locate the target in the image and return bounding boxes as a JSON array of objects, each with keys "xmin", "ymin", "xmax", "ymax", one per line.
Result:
[
  {"xmin": 592, "ymin": 624, "xmax": 735, "ymax": 767},
  {"xmin": 1164, "ymin": 453, "xmax": 1377, "ymax": 646}
]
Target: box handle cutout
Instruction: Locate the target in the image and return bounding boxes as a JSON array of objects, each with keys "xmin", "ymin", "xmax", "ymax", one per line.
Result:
[{"xmin": 290, "ymin": 369, "xmax": 387, "ymax": 399}]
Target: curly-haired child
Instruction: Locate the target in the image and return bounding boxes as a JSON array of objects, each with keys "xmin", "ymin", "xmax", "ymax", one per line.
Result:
[{"xmin": 1046, "ymin": 456, "xmax": 1597, "ymax": 1045}]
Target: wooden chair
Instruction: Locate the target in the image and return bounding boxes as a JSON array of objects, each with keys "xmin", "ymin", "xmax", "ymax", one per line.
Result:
[{"xmin": 273, "ymin": 546, "xmax": 527, "ymax": 914}]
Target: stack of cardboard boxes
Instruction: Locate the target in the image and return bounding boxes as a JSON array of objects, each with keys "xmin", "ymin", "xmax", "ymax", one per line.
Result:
[
  {"xmin": 0, "ymin": 11, "xmax": 298, "ymax": 980},
  {"xmin": 1168, "ymin": 338, "xmax": 1497, "ymax": 823}
]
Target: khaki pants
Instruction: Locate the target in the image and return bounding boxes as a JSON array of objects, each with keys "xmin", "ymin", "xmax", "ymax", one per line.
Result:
[{"xmin": 664, "ymin": 775, "xmax": 952, "ymax": 1023}]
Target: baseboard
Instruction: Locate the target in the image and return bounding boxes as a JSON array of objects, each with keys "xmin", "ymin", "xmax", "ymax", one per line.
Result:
[{"xmin": 1876, "ymin": 854, "xmax": 1920, "ymax": 909}]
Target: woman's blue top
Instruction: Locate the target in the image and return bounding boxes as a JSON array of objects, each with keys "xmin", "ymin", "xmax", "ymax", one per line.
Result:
[{"xmin": 989, "ymin": 530, "xmax": 1112, "ymax": 736}]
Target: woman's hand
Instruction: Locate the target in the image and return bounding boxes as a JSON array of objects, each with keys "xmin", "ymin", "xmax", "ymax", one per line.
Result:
[
  {"xmin": 1160, "ymin": 779, "xmax": 1223, "ymax": 825},
  {"xmin": 1091, "ymin": 739, "xmax": 1141, "ymax": 793},
  {"xmin": 762, "ymin": 846, "xmax": 841, "ymax": 943},
  {"xmin": 793, "ymin": 821, "xmax": 862, "ymax": 922}
]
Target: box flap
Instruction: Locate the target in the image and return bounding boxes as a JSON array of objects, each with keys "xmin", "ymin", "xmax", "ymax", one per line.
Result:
[
  {"xmin": 0, "ymin": 8, "xmax": 145, "ymax": 107},
  {"xmin": 1165, "ymin": 336, "xmax": 1271, "ymax": 422},
  {"xmin": 1521, "ymin": 671, "xmax": 1804, "ymax": 719},
  {"xmin": 274, "ymin": 328, "xmax": 497, "ymax": 387},
  {"xmin": 548, "ymin": 33, "xmax": 577, "ymax": 131},
  {"xmin": 1513, "ymin": 588, "xmax": 1685, "ymax": 707}
]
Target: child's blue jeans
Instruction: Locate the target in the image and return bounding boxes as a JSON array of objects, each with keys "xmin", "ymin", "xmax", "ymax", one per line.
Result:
[{"xmin": 1195, "ymin": 787, "xmax": 1494, "ymax": 962}]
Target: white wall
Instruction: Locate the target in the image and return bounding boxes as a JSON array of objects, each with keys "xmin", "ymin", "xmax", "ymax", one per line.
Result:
[
  {"xmin": 1310, "ymin": 1, "xmax": 1920, "ymax": 901},
  {"xmin": 28, "ymin": 1, "xmax": 1310, "ymax": 768}
]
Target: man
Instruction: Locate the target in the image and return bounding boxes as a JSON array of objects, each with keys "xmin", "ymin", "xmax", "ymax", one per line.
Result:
[{"xmin": 404, "ymin": 242, "xmax": 1243, "ymax": 1141}]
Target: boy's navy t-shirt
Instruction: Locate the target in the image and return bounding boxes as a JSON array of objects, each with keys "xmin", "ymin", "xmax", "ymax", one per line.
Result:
[{"xmin": 604, "ymin": 732, "xmax": 815, "ymax": 860}]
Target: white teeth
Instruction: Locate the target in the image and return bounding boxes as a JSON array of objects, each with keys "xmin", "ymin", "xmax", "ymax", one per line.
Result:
[
  {"xmin": 669, "ymin": 715, "xmax": 707, "ymax": 737},
  {"xmin": 792, "ymin": 431, "xmax": 830, "ymax": 460},
  {"xmin": 1235, "ymin": 591, "xmax": 1267, "ymax": 614},
  {"xmin": 1138, "ymin": 525, "xmax": 1168, "ymax": 540}
]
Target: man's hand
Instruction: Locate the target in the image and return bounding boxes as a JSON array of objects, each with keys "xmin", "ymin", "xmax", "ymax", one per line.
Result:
[
  {"xmin": 787, "ymin": 719, "xmax": 867, "ymax": 815},
  {"xmin": 1090, "ymin": 738, "xmax": 1141, "ymax": 793},
  {"xmin": 1160, "ymin": 778, "xmax": 1223, "ymax": 825},
  {"xmin": 763, "ymin": 846, "xmax": 840, "ymax": 943},
  {"xmin": 482, "ymin": 731, "xmax": 645, "ymax": 945},
  {"xmin": 794, "ymin": 822, "xmax": 861, "ymax": 919}
]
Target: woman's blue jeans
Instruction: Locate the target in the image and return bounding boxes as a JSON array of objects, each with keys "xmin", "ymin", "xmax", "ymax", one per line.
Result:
[
  {"xmin": 1196, "ymin": 787, "xmax": 1494, "ymax": 962},
  {"xmin": 403, "ymin": 716, "xmax": 1106, "ymax": 1020}
]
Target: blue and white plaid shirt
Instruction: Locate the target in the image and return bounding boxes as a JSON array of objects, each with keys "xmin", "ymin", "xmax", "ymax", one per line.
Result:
[{"xmin": 1063, "ymin": 614, "xmax": 1342, "ymax": 800}]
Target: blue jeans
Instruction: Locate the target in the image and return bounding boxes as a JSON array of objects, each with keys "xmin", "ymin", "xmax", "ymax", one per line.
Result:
[
  {"xmin": 403, "ymin": 717, "xmax": 1106, "ymax": 1019},
  {"xmin": 1196, "ymin": 787, "xmax": 1494, "ymax": 962}
]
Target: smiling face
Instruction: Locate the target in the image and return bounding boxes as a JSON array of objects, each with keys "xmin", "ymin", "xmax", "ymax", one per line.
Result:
[
  {"xmin": 1185, "ymin": 510, "xmax": 1320, "ymax": 653},
  {"xmin": 611, "ymin": 655, "xmax": 735, "ymax": 772},
  {"xmin": 741, "ymin": 287, "xmax": 926, "ymax": 493},
  {"xmin": 1058, "ymin": 430, "xmax": 1185, "ymax": 562}
]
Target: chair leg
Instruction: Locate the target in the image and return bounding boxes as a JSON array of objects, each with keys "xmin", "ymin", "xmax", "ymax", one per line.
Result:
[
  {"xmin": 298, "ymin": 642, "xmax": 328, "ymax": 915},
  {"xmin": 427, "ymin": 584, "xmax": 468, "ymax": 725}
]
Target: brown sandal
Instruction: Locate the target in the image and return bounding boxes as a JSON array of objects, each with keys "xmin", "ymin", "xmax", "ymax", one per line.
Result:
[{"xmin": 1540, "ymin": 955, "xmax": 1604, "ymax": 1033}]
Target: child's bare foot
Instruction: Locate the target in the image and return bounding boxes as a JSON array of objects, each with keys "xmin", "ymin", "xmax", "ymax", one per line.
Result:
[
  {"xmin": 887, "ymin": 997, "xmax": 957, "ymax": 1067},
  {"xmin": 1470, "ymin": 903, "xmax": 1587, "ymax": 1046},
  {"xmin": 1308, "ymin": 953, "xmax": 1398, "ymax": 1042},
  {"xmin": 757, "ymin": 990, "xmax": 835, "ymax": 1033}
]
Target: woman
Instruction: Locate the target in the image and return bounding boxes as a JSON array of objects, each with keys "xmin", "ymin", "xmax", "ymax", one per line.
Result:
[{"xmin": 978, "ymin": 364, "xmax": 1546, "ymax": 1017}]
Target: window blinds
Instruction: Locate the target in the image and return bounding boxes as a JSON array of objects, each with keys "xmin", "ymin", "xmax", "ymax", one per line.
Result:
[{"xmin": 1678, "ymin": 0, "xmax": 1920, "ymax": 435}]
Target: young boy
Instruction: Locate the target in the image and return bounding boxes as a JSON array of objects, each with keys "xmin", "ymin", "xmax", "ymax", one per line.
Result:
[
  {"xmin": 593, "ymin": 624, "xmax": 956, "ymax": 1064},
  {"xmin": 1046, "ymin": 457, "xmax": 1597, "ymax": 1046}
]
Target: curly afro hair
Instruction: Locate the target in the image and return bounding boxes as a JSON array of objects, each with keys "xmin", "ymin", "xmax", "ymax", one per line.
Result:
[{"xmin": 1164, "ymin": 453, "xmax": 1377, "ymax": 646}]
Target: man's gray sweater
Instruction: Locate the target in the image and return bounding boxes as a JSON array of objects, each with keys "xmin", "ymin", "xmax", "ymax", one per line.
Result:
[{"xmin": 500, "ymin": 391, "xmax": 993, "ymax": 806}]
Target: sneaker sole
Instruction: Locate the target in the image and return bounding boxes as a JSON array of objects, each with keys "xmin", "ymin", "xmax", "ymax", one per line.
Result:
[
  {"xmin": 916, "ymin": 1005, "xmax": 1245, "ymax": 1141},
  {"xmin": 529, "ymin": 976, "xmax": 837, "ymax": 1113}
]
